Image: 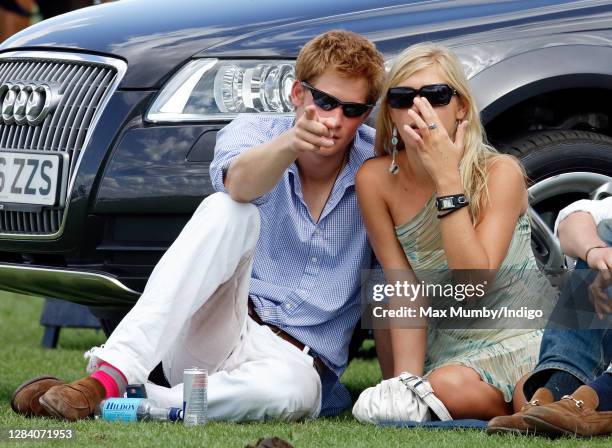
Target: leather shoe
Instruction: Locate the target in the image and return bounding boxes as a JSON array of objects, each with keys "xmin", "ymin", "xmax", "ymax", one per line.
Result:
[
  {"xmin": 523, "ymin": 385, "xmax": 612, "ymax": 437},
  {"xmin": 487, "ymin": 387, "xmax": 554, "ymax": 435},
  {"xmin": 11, "ymin": 376, "xmax": 63, "ymax": 417},
  {"xmin": 39, "ymin": 376, "xmax": 106, "ymax": 421}
]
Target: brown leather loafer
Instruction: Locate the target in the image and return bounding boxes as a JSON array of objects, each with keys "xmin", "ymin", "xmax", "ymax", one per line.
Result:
[
  {"xmin": 487, "ymin": 388, "xmax": 554, "ymax": 435},
  {"xmin": 523, "ymin": 385, "xmax": 612, "ymax": 437},
  {"xmin": 39, "ymin": 376, "xmax": 106, "ymax": 421},
  {"xmin": 11, "ymin": 376, "xmax": 63, "ymax": 417}
]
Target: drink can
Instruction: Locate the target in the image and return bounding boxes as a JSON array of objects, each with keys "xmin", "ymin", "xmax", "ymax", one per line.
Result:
[{"xmin": 183, "ymin": 368, "xmax": 207, "ymax": 426}]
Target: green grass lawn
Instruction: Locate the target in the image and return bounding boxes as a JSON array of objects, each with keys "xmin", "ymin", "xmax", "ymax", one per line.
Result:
[{"xmin": 0, "ymin": 293, "xmax": 610, "ymax": 447}]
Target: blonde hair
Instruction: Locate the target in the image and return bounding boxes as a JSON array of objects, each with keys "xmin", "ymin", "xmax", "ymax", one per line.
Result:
[
  {"xmin": 375, "ymin": 42, "xmax": 519, "ymax": 223},
  {"xmin": 296, "ymin": 30, "xmax": 385, "ymax": 104}
]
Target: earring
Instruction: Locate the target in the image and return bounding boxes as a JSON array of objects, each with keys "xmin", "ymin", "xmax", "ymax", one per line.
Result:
[{"xmin": 388, "ymin": 126, "xmax": 399, "ymax": 175}]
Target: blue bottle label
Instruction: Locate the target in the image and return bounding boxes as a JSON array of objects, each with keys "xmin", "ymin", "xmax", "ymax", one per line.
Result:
[{"xmin": 101, "ymin": 398, "xmax": 143, "ymax": 422}]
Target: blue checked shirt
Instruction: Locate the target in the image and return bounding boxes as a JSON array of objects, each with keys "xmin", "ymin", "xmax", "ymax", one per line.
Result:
[{"xmin": 210, "ymin": 114, "xmax": 375, "ymax": 416}]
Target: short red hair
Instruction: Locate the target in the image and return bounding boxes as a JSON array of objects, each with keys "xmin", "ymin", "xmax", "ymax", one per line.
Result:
[{"xmin": 296, "ymin": 30, "xmax": 385, "ymax": 104}]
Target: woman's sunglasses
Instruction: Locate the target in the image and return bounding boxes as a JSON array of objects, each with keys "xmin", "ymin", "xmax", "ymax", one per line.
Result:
[
  {"xmin": 301, "ymin": 82, "xmax": 373, "ymax": 118},
  {"xmin": 387, "ymin": 84, "xmax": 457, "ymax": 109}
]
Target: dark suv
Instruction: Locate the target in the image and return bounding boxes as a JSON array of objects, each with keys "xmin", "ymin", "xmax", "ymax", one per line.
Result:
[{"xmin": 0, "ymin": 0, "xmax": 611, "ymax": 330}]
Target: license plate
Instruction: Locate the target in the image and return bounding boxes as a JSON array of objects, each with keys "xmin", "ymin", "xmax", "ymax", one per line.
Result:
[{"xmin": 0, "ymin": 150, "xmax": 68, "ymax": 206}]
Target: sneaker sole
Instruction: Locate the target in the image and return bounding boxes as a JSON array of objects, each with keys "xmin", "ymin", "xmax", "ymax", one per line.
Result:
[{"xmin": 10, "ymin": 376, "xmax": 60, "ymax": 416}]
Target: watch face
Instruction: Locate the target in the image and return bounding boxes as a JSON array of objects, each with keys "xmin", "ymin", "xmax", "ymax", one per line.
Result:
[{"xmin": 440, "ymin": 197, "xmax": 455, "ymax": 209}]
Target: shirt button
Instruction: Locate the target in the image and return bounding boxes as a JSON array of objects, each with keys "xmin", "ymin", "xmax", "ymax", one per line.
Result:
[
  {"xmin": 285, "ymin": 303, "xmax": 293, "ymax": 310},
  {"xmin": 311, "ymin": 257, "xmax": 317, "ymax": 263},
  {"xmin": 314, "ymin": 229, "xmax": 320, "ymax": 235},
  {"xmin": 263, "ymin": 310, "xmax": 270, "ymax": 317}
]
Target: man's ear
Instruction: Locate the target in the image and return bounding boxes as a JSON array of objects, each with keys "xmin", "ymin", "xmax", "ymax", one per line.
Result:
[{"xmin": 290, "ymin": 80, "xmax": 305, "ymax": 109}]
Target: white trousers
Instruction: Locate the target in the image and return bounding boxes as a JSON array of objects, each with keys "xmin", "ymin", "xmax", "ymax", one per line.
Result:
[{"xmin": 87, "ymin": 193, "xmax": 321, "ymax": 421}]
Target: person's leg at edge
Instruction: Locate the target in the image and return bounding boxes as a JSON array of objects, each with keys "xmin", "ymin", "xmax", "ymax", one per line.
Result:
[
  {"xmin": 521, "ymin": 255, "xmax": 611, "ymax": 402},
  {"xmin": 519, "ymin": 365, "xmax": 612, "ymax": 437},
  {"xmin": 487, "ymin": 278, "xmax": 610, "ymax": 433},
  {"xmin": 588, "ymin": 365, "xmax": 612, "ymax": 411},
  {"xmin": 38, "ymin": 193, "xmax": 261, "ymax": 419},
  {"xmin": 522, "ymin": 327, "xmax": 610, "ymax": 402}
]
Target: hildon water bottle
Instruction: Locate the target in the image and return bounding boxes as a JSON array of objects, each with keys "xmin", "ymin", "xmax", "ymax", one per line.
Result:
[{"xmin": 95, "ymin": 398, "xmax": 183, "ymax": 423}]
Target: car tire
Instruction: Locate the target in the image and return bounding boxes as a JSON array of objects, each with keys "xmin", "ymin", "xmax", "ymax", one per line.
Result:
[
  {"xmin": 502, "ymin": 130, "xmax": 612, "ymax": 273},
  {"xmin": 502, "ymin": 131, "xmax": 612, "ymax": 176},
  {"xmin": 503, "ymin": 130, "xmax": 612, "ymax": 183},
  {"xmin": 503, "ymin": 130, "xmax": 612, "ymax": 219}
]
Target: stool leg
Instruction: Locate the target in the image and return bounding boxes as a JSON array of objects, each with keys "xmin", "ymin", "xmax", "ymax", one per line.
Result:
[{"xmin": 41, "ymin": 325, "xmax": 60, "ymax": 349}]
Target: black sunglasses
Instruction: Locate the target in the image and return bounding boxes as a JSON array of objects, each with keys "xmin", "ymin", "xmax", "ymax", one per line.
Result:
[
  {"xmin": 301, "ymin": 82, "xmax": 373, "ymax": 118},
  {"xmin": 387, "ymin": 84, "xmax": 457, "ymax": 109}
]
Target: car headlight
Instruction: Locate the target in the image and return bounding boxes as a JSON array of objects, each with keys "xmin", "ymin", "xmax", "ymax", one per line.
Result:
[{"xmin": 146, "ymin": 59, "xmax": 296, "ymax": 122}]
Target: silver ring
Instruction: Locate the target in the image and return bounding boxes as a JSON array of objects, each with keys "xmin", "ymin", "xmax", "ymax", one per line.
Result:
[{"xmin": 427, "ymin": 122, "xmax": 438, "ymax": 130}]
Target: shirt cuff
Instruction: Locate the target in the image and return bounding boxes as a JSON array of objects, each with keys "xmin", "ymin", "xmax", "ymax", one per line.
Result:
[
  {"xmin": 553, "ymin": 197, "xmax": 612, "ymax": 236},
  {"xmin": 213, "ymin": 156, "xmax": 272, "ymax": 206}
]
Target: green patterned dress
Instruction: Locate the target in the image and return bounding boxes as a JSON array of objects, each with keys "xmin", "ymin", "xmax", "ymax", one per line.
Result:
[{"xmin": 395, "ymin": 195, "xmax": 556, "ymax": 402}]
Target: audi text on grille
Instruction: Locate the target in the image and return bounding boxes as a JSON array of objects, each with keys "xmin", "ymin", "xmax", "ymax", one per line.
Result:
[{"xmin": 0, "ymin": 52, "xmax": 126, "ymax": 237}]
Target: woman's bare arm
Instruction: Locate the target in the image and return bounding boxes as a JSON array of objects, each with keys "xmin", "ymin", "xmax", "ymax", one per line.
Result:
[
  {"xmin": 438, "ymin": 157, "xmax": 528, "ymax": 270},
  {"xmin": 356, "ymin": 160, "xmax": 427, "ymax": 376}
]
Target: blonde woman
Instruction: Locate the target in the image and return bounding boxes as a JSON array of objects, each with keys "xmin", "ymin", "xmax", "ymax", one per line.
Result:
[{"xmin": 355, "ymin": 43, "xmax": 550, "ymax": 420}]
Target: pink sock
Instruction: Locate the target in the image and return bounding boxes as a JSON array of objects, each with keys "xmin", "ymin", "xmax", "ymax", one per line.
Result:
[{"xmin": 91, "ymin": 361, "xmax": 128, "ymax": 398}]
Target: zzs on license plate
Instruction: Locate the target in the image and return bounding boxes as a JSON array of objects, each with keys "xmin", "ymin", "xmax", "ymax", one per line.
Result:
[{"xmin": 0, "ymin": 150, "xmax": 68, "ymax": 207}]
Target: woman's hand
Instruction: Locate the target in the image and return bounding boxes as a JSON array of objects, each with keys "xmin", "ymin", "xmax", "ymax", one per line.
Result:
[{"xmin": 401, "ymin": 97, "xmax": 469, "ymax": 190}]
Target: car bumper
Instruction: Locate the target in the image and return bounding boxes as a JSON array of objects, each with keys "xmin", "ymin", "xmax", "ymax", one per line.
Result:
[{"xmin": 0, "ymin": 263, "xmax": 141, "ymax": 307}]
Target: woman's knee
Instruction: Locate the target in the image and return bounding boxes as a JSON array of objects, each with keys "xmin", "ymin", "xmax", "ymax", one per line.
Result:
[
  {"xmin": 429, "ymin": 364, "xmax": 480, "ymax": 390},
  {"xmin": 428, "ymin": 366, "xmax": 477, "ymax": 415},
  {"xmin": 428, "ymin": 365, "xmax": 509, "ymax": 418}
]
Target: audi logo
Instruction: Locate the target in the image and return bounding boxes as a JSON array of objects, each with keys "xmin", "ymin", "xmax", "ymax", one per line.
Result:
[{"xmin": 0, "ymin": 81, "xmax": 60, "ymax": 126}]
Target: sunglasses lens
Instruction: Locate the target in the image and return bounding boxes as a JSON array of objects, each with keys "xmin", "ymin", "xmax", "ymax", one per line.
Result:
[
  {"xmin": 420, "ymin": 85, "xmax": 454, "ymax": 106},
  {"xmin": 387, "ymin": 88, "xmax": 416, "ymax": 109},
  {"xmin": 311, "ymin": 90, "xmax": 338, "ymax": 111},
  {"xmin": 343, "ymin": 104, "xmax": 368, "ymax": 118},
  {"xmin": 303, "ymin": 82, "xmax": 370, "ymax": 117},
  {"xmin": 387, "ymin": 85, "xmax": 455, "ymax": 108}
]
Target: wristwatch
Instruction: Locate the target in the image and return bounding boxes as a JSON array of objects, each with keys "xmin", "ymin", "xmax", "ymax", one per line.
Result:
[{"xmin": 436, "ymin": 193, "xmax": 468, "ymax": 211}]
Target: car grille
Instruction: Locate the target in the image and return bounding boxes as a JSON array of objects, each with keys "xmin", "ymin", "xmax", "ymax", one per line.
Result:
[{"xmin": 0, "ymin": 52, "xmax": 125, "ymax": 236}]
